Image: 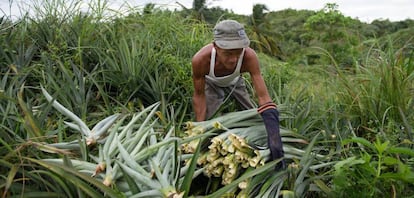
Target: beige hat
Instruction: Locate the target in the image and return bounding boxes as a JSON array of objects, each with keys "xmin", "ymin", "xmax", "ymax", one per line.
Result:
[{"xmin": 213, "ymin": 20, "xmax": 250, "ymax": 49}]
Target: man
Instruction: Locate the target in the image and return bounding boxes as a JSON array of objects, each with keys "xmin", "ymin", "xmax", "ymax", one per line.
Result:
[{"xmin": 191, "ymin": 19, "xmax": 285, "ymax": 169}]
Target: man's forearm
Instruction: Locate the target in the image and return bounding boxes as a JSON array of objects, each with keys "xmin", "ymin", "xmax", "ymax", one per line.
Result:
[{"xmin": 193, "ymin": 95, "xmax": 206, "ymax": 121}]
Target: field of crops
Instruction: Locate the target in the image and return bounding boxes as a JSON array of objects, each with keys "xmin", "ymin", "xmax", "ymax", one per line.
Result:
[{"xmin": 1, "ymin": 1, "xmax": 414, "ymax": 197}]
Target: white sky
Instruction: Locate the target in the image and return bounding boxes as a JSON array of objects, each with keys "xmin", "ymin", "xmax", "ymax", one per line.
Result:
[{"xmin": 1, "ymin": 0, "xmax": 413, "ymax": 23}]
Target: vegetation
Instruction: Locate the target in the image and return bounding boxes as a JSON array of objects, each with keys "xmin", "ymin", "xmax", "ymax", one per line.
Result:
[{"xmin": 1, "ymin": 0, "xmax": 413, "ymax": 197}]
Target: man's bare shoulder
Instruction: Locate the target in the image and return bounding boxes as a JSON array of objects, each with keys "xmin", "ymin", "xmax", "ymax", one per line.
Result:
[
  {"xmin": 193, "ymin": 44, "xmax": 213, "ymax": 62},
  {"xmin": 192, "ymin": 44, "xmax": 213, "ymax": 67},
  {"xmin": 192, "ymin": 43, "xmax": 213, "ymax": 76},
  {"xmin": 241, "ymin": 47, "xmax": 260, "ymax": 73},
  {"xmin": 243, "ymin": 47, "xmax": 259, "ymax": 60}
]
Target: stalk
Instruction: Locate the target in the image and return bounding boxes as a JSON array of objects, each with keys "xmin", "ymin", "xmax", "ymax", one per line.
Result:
[
  {"xmin": 117, "ymin": 162, "xmax": 161, "ymax": 190},
  {"xmin": 41, "ymin": 86, "xmax": 90, "ymax": 136}
]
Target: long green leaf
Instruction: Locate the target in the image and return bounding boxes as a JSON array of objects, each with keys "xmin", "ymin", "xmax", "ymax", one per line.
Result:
[
  {"xmin": 41, "ymin": 86, "xmax": 90, "ymax": 136},
  {"xmin": 387, "ymin": 146, "xmax": 414, "ymax": 156},
  {"xmin": 134, "ymin": 138, "xmax": 180, "ymax": 163},
  {"xmin": 118, "ymin": 165, "xmax": 141, "ymax": 194},
  {"xmin": 117, "ymin": 162, "xmax": 161, "ymax": 189},
  {"xmin": 117, "ymin": 140, "xmax": 149, "ymax": 176},
  {"xmin": 180, "ymin": 137, "xmax": 202, "ymax": 198},
  {"xmin": 26, "ymin": 158, "xmax": 124, "ymax": 198},
  {"xmin": 260, "ymin": 175, "xmax": 286, "ymax": 198},
  {"xmin": 295, "ymin": 133, "xmax": 321, "ymax": 189},
  {"xmin": 342, "ymin": 137, "xmax": 375, "ymax": 151},
  {"xmin": 18, "ymin": 84, "xmax": 42, "ymax": 137},
  {"xmin": 30, "ymin": 170, "xmax": 74, "ymax": 196},
  {"xmin": 10, "ymin": 192, "xmax": 63, "ymax": 197},
  {"xmin": 92, "ymin": 113, "xmax": 121, "ymax": 137},
  {"xmin": 129, "ymin": 189, "xmax": 162, "ymax": 198},
  {"xmin": 5, "ymin": 165, "xmax": 18, "ymax": 193}
]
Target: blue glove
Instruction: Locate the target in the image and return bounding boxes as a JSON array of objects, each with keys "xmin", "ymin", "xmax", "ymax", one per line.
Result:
[{"xmin": 258, "ymin": 102, "xmax": 286, "ymax": 171}]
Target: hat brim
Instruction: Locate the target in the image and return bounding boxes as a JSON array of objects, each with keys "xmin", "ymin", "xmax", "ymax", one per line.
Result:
[{"xmin": 215, "ymin": 39, "xmax": 250, "ymax": 49}]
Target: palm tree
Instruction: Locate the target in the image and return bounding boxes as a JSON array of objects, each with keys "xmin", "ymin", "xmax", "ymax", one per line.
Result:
[
  {"xmin": 193, "ymin": 0, "xmax": 206, "ymax": 20},
  {"xmin": 248, "ymin": 4, "xmax": 284, "ymax": 59}
]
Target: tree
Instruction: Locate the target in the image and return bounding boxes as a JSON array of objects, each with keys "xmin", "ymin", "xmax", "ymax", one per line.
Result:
[
  {"xmin": 247, "ymin": 4, "xmax": 284, "ymax": 59},
  {"xmin": 192, "ymin": 0, "xmax": 206, "ymax": 21},
  {"xmin": 303, "ymin": 3, "xmax": 360, "ymax": 67}
]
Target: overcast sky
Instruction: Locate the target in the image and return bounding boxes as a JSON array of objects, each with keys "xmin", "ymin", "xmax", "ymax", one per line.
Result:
[{"xmin": 1, "ymin": 0, "xmax": 413, "ymax": 23}]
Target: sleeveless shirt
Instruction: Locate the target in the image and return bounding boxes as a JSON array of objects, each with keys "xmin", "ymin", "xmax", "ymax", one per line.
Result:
[{"xmin": 205, "ymin": 47, "xmax": 245, "ymax": 87}]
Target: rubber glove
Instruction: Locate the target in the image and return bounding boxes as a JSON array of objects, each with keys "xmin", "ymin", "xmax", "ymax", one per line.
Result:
[{"xmin": 258, "ymin": 102, "xmax": 286, "ymax": 170}]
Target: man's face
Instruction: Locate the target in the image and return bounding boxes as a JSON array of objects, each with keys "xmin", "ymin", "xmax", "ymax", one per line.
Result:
[{"xmin": 215, "ymin": 46, "xmax": 243, "ymax": 69}]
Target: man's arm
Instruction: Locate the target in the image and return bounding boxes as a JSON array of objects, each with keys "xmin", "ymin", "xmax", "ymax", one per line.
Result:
[
  {"xmin": 192, "ymin": 75, "xmax": 206, "ymax": 122},
  {"xmin": 243, "ymin": 49, "xmax": 272, "ymax": 105},
  {"xmin": 191, "ymin": 52, "xmax": 208, "ymax": 122},
  {"xmin": 244, "ymin": 48, "xmax": 286, "ymax": 170}
]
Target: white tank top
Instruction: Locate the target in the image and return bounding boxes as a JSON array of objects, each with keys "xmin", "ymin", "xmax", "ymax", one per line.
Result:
[{"xmin": 205, "ymin": 47, "xmax": 245, "ymax": 87}]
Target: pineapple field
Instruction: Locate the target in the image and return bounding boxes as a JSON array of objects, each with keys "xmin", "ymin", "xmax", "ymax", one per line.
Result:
[{"xmin": 1, "ymin": 0, "xmax": 414, "ymax": 197}]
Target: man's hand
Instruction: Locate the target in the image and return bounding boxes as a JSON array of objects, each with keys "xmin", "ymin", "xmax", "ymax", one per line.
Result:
[{"xmin": 258, "ymin": 102, "xmax": 286, "ymax": 171}]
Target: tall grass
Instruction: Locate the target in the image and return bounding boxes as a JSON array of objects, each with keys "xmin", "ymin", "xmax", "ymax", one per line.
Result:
[
  {"xmin": 329, "ymin": 38, "xmax": 414, "ymax": 141},
  {"xmin": 261, "ymin": 33, "xmax": 414, "ymax": 196},
  {"xmin": 91, "ymin": 11, "xmax": 210, "ymax": 123}
]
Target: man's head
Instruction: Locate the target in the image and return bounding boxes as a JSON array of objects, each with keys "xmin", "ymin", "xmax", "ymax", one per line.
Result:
[{"xmin": 213, "ymin": 20, "xmax": 250, "ymax": 49}]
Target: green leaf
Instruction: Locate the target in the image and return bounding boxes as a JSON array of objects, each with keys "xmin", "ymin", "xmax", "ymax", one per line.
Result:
[
  {"xmin": 18, "ymin": 84, "xmax": 42, "ymax": 137},
  {"xmin": 117, "ymin": 162, "xmax": 161, "ymax": 189},
  {"xmin": 41, "ymin": 86, "xmax": 90, "ymax": 136},
  {"xmin": 387, "ymin": 147, "xmax": 414, "ymax": 156},
  {"xmin": 117, "ymin": 140, "xmax": 149, "ymax": 176},
  {"xmin": 342, "ymin": 137, "xmax": 375, "ymax": 150},
  {"xmin": 257, "ymin": 171, "xmax": 287, "ymax": 197},
  {"xmin": 118, "ymin": 165, "xmax": 141, "ymax": 194},
  {"xmin": 314, "ymin": 179, "xmax": 332, "ymax": 194},
  {"xmin": 29, "ymin": 169, "xmax": 74, "ymax": 195},
  {"xmin": 5, "ymin": 165, "xmax": 18, "ymax": 192},
  {"xmin": 334, "ymin": 157, "xmax": 366, "ymax": 172},
  {"xmin": 10, "ymin": 192, "xmax": 63, "ymax": 197},
  {"xmin": 374, "ymin": 139, "xmax": 389, "ymax": 155},
  {"xmin": 180, "ymin": 137, "xmax": 201, "ymax": 198},
  {"xmin": 26, "ymin": 158, "xmax": 124, "ymax": 198},
  {"xmin": 294, "ymin": 132, "xmax": 322, "ymax": 192}
]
